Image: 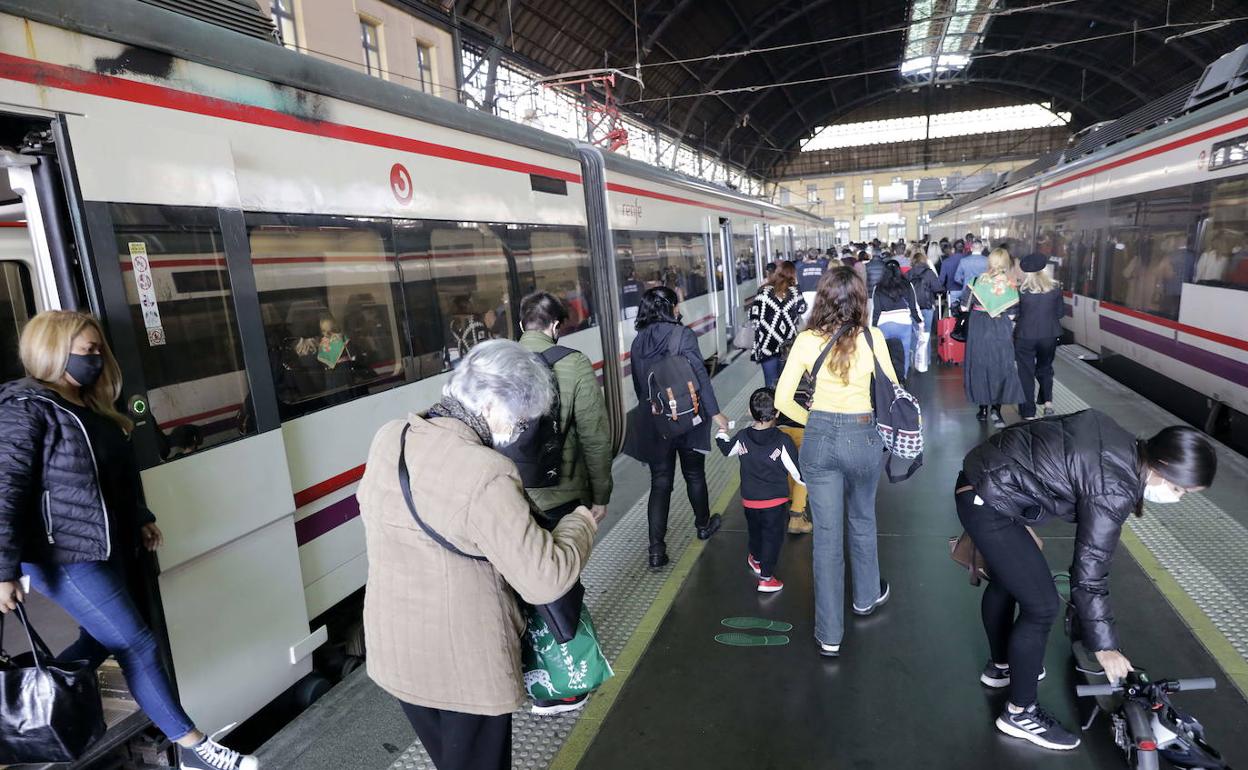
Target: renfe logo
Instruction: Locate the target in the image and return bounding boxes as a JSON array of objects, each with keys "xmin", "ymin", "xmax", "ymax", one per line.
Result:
[
  {"xmin": 390, "ymin": 163, "xmax": 413, "ymax": 204},
  {"xmin": 621, "ymin": 198, "xmax": 642, "ymax": 220}
]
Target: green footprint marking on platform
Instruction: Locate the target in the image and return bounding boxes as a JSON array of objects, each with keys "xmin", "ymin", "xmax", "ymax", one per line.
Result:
[
  {"xmin": 714, "ymin": 632, "xmax": 790, "ymax": 647},
  {"xmin": 720, "ymin": 617, "xmax": 794, "ymax": 632}
]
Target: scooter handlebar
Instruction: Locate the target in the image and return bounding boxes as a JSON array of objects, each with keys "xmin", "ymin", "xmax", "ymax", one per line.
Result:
[
  {"xmin": 1075, "ymin": 683, "xmax": 1118, "ymax": 697},
  {"xmin": 1172, "ymin": 677, "xmax": 1216, "ymax": 692},
  {"xmin": 1075, "ymin": 677, "xmax": 1217, "ymax": 697}
]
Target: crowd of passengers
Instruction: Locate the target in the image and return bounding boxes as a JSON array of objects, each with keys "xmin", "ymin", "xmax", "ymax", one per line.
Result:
[{"xmin": 0, "ymin": 230, "xmax": 1218, "ymax": 769}]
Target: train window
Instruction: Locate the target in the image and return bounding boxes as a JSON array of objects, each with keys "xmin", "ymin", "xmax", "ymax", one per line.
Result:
[
  {"xmin": 657, "ymin": 233, "xmax": 693, "ymax": 299},
  {"xmin": 514, "ymin": 227, "xmax": 594, "ymax": 332},
  {"xmin": 108, "ymin": 204, "xmax": 254, "ymax": 458},
  {"xmin": 1199, "ymin": 178, "xmax": 1248, "ymax": 290},
  {"xmin": 247, "ymin": 215, "xmax": 406, "ymax": 421},
  {"xmin": 686, "ymin": 234, "xmax": 709, "ymax": 300},
  {"xmin": 392, "ymin": 222, "xmax": 450, "ymax": 381},
  {"xmin": 1138, "ymin": 191, "xmax": 1199, "ymax": 319},
  {"xmin": 429, "ymin": 224, "xmax": 514, "ymax": 366},
  {"xmin": 0, "ymin": 261, "xmax": 34, "ymax": 383}
]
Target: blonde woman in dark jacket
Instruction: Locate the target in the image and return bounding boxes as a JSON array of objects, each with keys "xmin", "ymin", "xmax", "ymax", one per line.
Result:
[{"xmin": 0, "ymin": 311, "xmax": 257, "ymax": 770}]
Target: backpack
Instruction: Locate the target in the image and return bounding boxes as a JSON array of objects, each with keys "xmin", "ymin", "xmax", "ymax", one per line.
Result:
[
  {"xmin": 861, "ymin": 331, "xmax": 924, "ymax": 482},
  {"xmin": 646, "ymin": 325, "xmax": 703, "ymax": 440},
  {"xmin": 499, "ymin": 346, "xmax": 575, "ymax": 488}
]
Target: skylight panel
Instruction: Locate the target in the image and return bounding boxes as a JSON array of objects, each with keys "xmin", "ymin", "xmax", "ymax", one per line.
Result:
[
  {"xmin": 900, "ymin": 0, "xmax": 998, "ymax": 79},
  {"xmin": 800, "ymin": 103, "xmax": 1070, "ymax": 151}
]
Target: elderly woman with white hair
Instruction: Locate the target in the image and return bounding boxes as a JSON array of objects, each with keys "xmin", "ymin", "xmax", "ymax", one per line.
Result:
[{"xmin": 357, "ymin": 340, "xmax": 602, "ymax": 770}]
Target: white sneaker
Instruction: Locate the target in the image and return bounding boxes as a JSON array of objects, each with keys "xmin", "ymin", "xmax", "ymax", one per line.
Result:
[{"xmin": 818, "ymin": 640, "xmax": 840, "ymax": 657}]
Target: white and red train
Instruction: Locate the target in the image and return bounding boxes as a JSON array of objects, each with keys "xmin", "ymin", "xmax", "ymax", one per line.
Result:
[
  {"xmin": 931, "ymin": 49, "xmax": 1248, "ymax": 419},
  {"xmin": 0, "ymin": 0, "xmax": 827, "ymax": 746}
]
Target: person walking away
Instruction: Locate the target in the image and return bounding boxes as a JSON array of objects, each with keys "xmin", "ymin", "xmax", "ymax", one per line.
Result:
[
  {"xmin": 796, "ymin": 251, "xmax": 827, "ymax": 324},
  {"xmin": 1014, "ymin": 254, "xmax": 1064, "ymax": 420},
  {"xmin": 0, "ymin": 311, "xmax": 259, "ymax": 770},
  {"xmin": 630, "ymin": 287, "xmax": 730, "ymax": 568},
  {"xmin": 358, "ymin": 340, "xmax": 604, "ymax": 769},
  {"xmin": 908, "ymin": 249, "xmax": 942, "ymax": 364},
  {"xmin": 774, "ymin": 267, "xmax": 897, "ymax": 657},
  {"xmin": 871, "ymin": 260, "xmax": 922, "ymax": 380},
  {"xmin": 748, "ymin": 261, "xmax": 806, "ymax": 388},
  {"xmin": 716, "ymin": 388, "xmax": 804, "ymax": 593},
  {"xmin": 958, "ymin": 413, "xmax": 1215, "ymax": 751},
  {"xmin": 955, "ymin": 241, "xmax": 989, "ymax": 306},
  {"xmin": 963, "ymin": 248, "xmax": 1025, "ymax": 428},
  {"xmin": 940, "ymin": 240, "xmax": 965, "ymax": 296}
]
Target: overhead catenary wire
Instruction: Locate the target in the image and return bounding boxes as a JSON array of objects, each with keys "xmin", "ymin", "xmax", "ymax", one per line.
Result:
[{"xmin": 621, "ymin": 14, "xmax": 1248, "ymax": 106}]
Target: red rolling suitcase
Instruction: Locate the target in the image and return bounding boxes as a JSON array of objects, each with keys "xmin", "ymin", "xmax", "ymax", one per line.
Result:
[{"xmin": 936, "ymin": 295, "xmax": 965, "ymax": 366}]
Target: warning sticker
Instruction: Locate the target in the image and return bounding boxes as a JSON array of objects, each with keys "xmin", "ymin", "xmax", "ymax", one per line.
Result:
[{"xmin": 128, "ymin": 242, "xmax": 165, "ymax": 347}]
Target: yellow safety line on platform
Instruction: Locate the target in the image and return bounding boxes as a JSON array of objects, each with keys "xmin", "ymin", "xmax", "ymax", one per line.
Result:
[
  {"xmin": 548, "ymin": 479, "xmax": 742, "ymax": 770},
  {"xmin": 1119, "ymin": 526, "xmax": 1248, "ymax": 698}
]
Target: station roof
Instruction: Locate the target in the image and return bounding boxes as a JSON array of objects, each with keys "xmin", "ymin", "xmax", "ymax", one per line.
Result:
[{"xmin": 448, "ymin": 0, "xmax": 1248, "ymax": 177}]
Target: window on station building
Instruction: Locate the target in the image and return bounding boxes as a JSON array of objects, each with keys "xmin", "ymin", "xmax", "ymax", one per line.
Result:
[
  {"xmin": 862, "ymin": 179, "xmax": 874, "ymax": 200},
  {"xmin": 891, "ymin": 176, "xmax": 902, "ymax": 185},
  {"xmin": 108, "ymin": 204, "xmax": 256, "ymax": 459},
  {"xmin": 834, "ymin": 183, "xmax": 845, "ymax": 201},
  {"xmin": 0, "ymin": 261, "xmax": 33, "ymax": 383},
  {"xmin": 806, "ymin": 184, "xmax": 819, "ymax": 203},
  {"xmin": 778, "ymin": 188, "xmax": 791, "ymax": 206},
  {"xmin": 416, "ymin": 42, "xmax": 434, "ymax": 94},
  {"xmin": 360, "ymin": 18, "xmax": 383, "ymax": 78},
  {"xmin": 835, "ymin": 221, "xmax": 850, "ymax": 245},
  {"xmin": 270, "ymin": 0, "xmax": 298, "ymax": 49},
  {"xmin": 887, "ymin": 220, "xmax": 907, "ymax": 243}
]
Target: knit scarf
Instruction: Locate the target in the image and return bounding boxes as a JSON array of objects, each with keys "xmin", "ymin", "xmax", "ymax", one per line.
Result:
[{"xmin": 428, "ymin": 396, "xmax": 493, "ymax": 448}]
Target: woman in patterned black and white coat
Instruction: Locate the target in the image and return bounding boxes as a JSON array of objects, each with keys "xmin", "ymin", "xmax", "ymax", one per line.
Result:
[{"xmin": 748, "ymin": 260, "xmax": 807, "ymax": 388}]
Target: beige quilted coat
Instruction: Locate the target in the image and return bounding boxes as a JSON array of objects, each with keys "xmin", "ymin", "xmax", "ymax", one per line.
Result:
[{"xmin": 357, "ymin": 414, "xmax": 596, "ymax": 715}]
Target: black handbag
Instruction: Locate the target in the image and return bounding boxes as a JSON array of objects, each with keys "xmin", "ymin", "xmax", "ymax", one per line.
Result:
[
  {"xmin": 794, "ymin": 325, "xmax": 852, "ymax": 410},
  {"xmin": 0, "ymin": 604, "xmax": 106, "ymax": 764},
  {"xmin": 950, "ymin": 310, "xmax": 970, "ymax": 343},
  {"xmin": 399, "ymin": 425, "xmax": 584, "ymax": 644}
]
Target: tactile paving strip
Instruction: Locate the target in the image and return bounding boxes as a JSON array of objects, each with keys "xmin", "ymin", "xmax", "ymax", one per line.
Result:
[
  {"xmin": 1050, "ymin": 380, "xmax": 1248, "ymax": 666},
  {"xmin": 389, "ymin": 373, "xmax": 763, "ymax": 770}
]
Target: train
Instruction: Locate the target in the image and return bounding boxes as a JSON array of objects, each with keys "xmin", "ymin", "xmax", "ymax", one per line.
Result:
[
  {"xmin": 930, "ymin": 43, "xmax": 1248, "ymax": 426},
  {"xmin": 0, "ymin": 0, "xmax": 828, "ymax": 753}
]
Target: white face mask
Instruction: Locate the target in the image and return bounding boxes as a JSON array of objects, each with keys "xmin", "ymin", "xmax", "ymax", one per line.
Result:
[{"xmin": 1143, "ymin": 480, "xmax": 1183, "ymax": 504}]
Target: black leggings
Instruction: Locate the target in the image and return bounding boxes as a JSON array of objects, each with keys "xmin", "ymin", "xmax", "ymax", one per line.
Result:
[
  {"xmin": 647, "ymin": 445, "xmax": 710, "ymax": 552},
  {"xmin": 400, "ymin": 701, "xmax": 511, "ymax": 770},
  {"xmin": 955, "ymin": 476, "xmax": 1060, "ymax": 707}
]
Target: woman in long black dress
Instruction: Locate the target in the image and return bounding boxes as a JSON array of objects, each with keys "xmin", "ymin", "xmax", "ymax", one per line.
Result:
[{"xmin": 962, "ymin": 247, "xmax": 1025, "ymax": 428}]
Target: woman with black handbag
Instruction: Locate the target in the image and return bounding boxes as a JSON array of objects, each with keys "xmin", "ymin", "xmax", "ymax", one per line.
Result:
[
  {"xmin": 0, "ymin": 311, "xmax": 257, "ymax": 770},
  {"xmin": 357, "ymin": 340, "xmax": 603, "ymax": 770},
  {"xmin": 748, "ymin": 260, "xmax": 807, "ymax": 388}
]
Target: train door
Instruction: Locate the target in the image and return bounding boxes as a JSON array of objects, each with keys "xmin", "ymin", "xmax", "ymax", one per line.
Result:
[
  {"xmin": 718, "ymin": 217, "xmax": 739, "ymax": 347},
  {"xmin": 762, "ymin": 222, "xmax": 774, "ymax": 264},
  {"xmin": 753, "ymin": 222, "xmax": 765, "ymax": 278}
]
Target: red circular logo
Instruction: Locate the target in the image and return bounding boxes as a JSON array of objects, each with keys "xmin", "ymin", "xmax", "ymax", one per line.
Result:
[
  {"xmin": 390, "ymin": 163, "xmax": 413, "ymax": 204},
  {"xmin": 1197, "ymin": 150, "xmax": 1208, "ymax": 171}
]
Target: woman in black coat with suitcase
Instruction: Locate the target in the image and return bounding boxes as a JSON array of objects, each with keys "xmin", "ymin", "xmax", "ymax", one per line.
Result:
[
  {"xmin": 629, "ymin": 288, "xmax": 729, "ymax": 568},
  {"xmin": 956, "ymin": 410, "xmax": 1216, "ymax": 752}
]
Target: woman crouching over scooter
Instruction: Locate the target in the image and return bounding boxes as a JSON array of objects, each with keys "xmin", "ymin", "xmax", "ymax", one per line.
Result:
[{"xmin": 956, "ymin": 409, "xmax": 1215, "ymax": 751}]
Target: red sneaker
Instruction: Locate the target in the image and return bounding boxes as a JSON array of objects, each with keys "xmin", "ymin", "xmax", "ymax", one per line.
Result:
[
  {"xmin": 757, "ymin": 576, "xmax": 784, "ymax": 593},
  {"xmin": 746, "ymin": 554, "xmax": 761, "ymax": 576}
]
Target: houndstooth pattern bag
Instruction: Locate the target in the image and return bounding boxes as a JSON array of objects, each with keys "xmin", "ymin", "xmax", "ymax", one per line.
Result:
[{"xmin": 862, "ymin": 331, "xmax": 924, "ymax": 482}]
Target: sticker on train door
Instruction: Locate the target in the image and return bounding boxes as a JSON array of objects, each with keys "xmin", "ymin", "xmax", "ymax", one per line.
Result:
[{"xmin": 128, "ymin": 242, "xmax": 166, "ymax": 346}]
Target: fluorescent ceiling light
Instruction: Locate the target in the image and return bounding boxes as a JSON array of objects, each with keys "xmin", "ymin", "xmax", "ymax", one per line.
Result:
[
  {"xmin": 901, "ymin": 0, "xmax": 997, "ymax": 79},
  {"xmin": 801, "ymin": 103, "xmax": 1070, "ymax": 151}
]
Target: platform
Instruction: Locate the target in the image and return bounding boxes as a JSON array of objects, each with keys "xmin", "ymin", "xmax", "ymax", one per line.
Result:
[{"xmin": 257, "ymin": 349, "xmax": 1248, "ymax": 770}]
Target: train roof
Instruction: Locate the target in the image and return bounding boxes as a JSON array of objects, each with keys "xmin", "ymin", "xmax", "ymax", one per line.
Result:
[
  {"xmin": 0, "ymin": 0, "xmax": 820, "ymax": 226},
  {"xmin": 933, "ymin": 42, "xmax": 1248, "ymax": 219}
]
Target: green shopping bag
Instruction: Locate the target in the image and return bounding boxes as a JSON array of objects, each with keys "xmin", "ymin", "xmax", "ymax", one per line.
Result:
[{"xmin": 521, "ymin": 606, "xmax": 614, "ymax": 700}]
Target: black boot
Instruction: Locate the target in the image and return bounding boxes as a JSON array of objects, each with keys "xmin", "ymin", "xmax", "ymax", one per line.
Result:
[
  {"xmin": 648, "ymin": 544, "xmax": 669, "ymax": 569},
  {"xmin": 697, "ymin": 513, "xmax": 723, "ymax": 541},
  {"xmin": 976, "ymin": 405, "xmax": 989, "ymax": 422}
]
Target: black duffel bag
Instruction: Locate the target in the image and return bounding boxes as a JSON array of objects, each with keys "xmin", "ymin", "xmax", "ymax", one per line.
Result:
[{"xmin": 1, "ymin": 603, "xmax": 106, "ymax": 764}]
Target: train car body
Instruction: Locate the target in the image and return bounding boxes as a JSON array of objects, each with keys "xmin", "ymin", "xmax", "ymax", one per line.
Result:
[
  {"xmin": 0, "ymin": 0, "xmax": 825, "ymax": 750},
  {"xmin": 931, "ymin": 64, "xmax": 1248, "ymax": 418}
]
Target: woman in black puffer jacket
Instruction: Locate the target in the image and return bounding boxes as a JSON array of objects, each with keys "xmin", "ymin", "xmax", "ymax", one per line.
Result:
[
  {"xmin": 0, "ymin": 311, "xmax": 257, "ymax": 770},
  {"xmin": 956, "ymin": 409, "xmax": 1216, "ymax": 752}
]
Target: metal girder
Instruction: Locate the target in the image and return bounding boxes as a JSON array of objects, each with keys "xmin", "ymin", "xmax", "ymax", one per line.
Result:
[
  {"xmin": 751, "ymin": 76, "xmax": 1105, "ymax": 174},
  {"xmin": 1010, "ymin": 6, "xmax": 1209, "ymax": 70}
]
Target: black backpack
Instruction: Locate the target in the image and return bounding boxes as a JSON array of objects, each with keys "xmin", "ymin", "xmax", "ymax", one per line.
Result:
[
  {"xmin": 499, "ymin": 346, "xmax": 575, "ymax": 487},
  {"xmin": 646, "ymin": 325, "xmax": 703, "ymax": 440}
]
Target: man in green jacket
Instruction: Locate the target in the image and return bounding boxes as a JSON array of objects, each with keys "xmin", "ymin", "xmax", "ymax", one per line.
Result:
[{"xmin": 518, "ymin": 291, "xmax": 613, "ymax": 526}]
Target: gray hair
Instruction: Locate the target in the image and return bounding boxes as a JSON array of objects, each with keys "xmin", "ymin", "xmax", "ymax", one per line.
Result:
[{"xmin": 443, "ymin": 339, "xmax": 555, "ymax": 426}]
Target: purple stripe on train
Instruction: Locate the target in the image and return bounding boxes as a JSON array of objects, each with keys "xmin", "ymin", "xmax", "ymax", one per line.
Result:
[
  {"xmin": 295, "ymin": 494, "xmax": 360, "ymax": 546},
  {"xmin": 1099, "ymin": 316, "xmax": 1248, "ymax": 387}
]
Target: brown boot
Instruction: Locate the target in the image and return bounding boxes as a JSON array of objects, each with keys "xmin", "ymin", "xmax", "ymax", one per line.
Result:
[{"xmin": 788, "ymin": 515, "xmax": 812, "ymax": 534}]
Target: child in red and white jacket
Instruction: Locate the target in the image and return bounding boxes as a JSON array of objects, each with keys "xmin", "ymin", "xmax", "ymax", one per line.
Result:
[{"xmin": 716, "ymin": 388, "xmax": 804, "ymax": 593}]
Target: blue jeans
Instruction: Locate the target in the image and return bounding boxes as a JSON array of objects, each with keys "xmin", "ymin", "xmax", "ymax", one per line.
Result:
[
  {"xmin": 879, "ymin": 322, "xmax": 913, "ymax": 378},
  {"xmin": 759, "ymin": 355, "xmax": 782, "ymax": 389},
  {"xmin": 800, "ymin": 412, "xmax": 885, "ymax": 645},
  {"xmin": 22, "ymin": 559, "xmax": 196, "ymax": 741}
]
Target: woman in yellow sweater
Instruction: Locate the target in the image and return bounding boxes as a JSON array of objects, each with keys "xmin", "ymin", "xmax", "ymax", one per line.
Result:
[{"xmin": 775, "ymin": 266, "xmax": 898, "ymax": 657}]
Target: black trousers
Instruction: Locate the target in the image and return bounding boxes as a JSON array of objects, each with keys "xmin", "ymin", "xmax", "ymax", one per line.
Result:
[
  {"xmin": 399, "ymin": 701, "xmax": 511, "ymax": 770},
  {"xmin": 744, "ymin": 502, "xmax": 788, "ymax": 578},
  {"xmin": 1015, "ymin": 337, "xmax": 1058, "ymax": 419},
  {"xmin": 955, "ymin": 475, "xmax": 1059, "ymax": 708},
  {"xmin": 536, "ymin": 499, "xmax": 583, "ymax": 531},
  {"xmin": 647, "ymin": 445, "xmax": 710, "ymax": 553}
]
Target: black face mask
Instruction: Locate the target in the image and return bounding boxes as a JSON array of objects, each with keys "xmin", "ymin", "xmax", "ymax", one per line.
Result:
[{"xmin": 65, "ymin": 353, "xmax": 104, "ymax": 388}]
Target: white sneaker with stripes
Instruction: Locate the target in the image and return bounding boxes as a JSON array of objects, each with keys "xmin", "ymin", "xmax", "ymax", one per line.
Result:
[{"xmin": 995, "ymin": 704, "xmax": 1080, "ymax": 750}]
